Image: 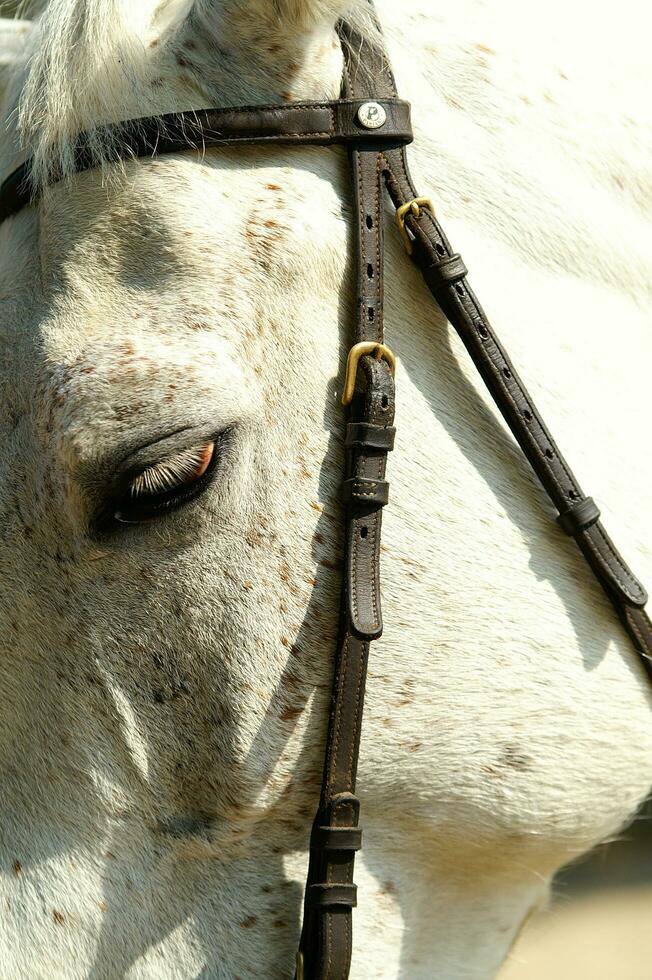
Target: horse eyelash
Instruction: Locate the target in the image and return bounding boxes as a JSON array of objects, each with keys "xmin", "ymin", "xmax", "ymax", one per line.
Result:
[{"xmin": 129, "ymin": 443, "xmax": 215, "ymax": 498}]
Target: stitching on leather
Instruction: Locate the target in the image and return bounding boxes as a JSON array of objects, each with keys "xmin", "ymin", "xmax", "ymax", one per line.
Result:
[
  {"xmin": 369, "ymin": 513, "xmax": 379, "ymax": 629},
  {"xmin": 324, "ymin": 888, "xmax": 333, "ymax": 980},
  {"xmin": 351, "ymin": 510, "xmax": 380, "ymax": 631},
  {"xmin": 205, "ymin": 100, "xmax": 331, "ymax": 114},
  {"xmin": 350, "ymin": 481, "xmax": 383, "ymax": 498},
  {"xmin": 323, "ymin": 543, "xmax": 357, "ymax": 974},
  {"xmin": 479, "ymin": 327, "xmax": 649, "ymax": 600},
  {"xmin": 454, "ymin": 282, "xmax": 643, "ymax": 602},
  {"xmin": 346, "ymin": 639, "xmax": 368, "ymax": 784},
  {"xmin": 351, "ymin": 522, "xmax": 360, "ymax": 622},
  {"xmin": 447, "ymin": 280, "xmax": 586, "ymax": 508},
  {"xmin": 431, "ymin": 254, "xmax": 584, "ymax": 514},
  {"xmin": 202, "ymin": 99, "xmax": 398, "ymax": 118},
  {"xmin": 325, "ymin": 910, "xmax": 333, "ymax": 980},
  {"xmin": 471, "ymin": 306, "xmax": 575, "ymax": 490},
  {"xmin": 389, "ymin": 181, "xmax": 576, "ymax": 512},
  {"xmin": 592, "ymin": 523, "xmax": 645, "ymax": 599},
  {"xmin": 328, "ymin": 636, "xmax": 350, "ymax": 796},
  {"xmin": 204, "ymin": 132, "xmax": 333, "ymax": 143},
  {"xmin": 327, "ymin": 105, "xmax": 335, "ymax": 136},
  {"xmin": 350, "ymin": 435, "xmax": 365, "ymax": 625},
  {"xmin": 375, "ymin": 474, "xmax": 384, "ymax": 625},
  {"xmin": 348, "ymin": 147, "xmax": 387, "ymax": 632},
  {"xmin": 382, "ymin": 149, "xmax": 646, "ymax": 607},
  {"xmin": 586, "ymin": 524, "xmax": 645, "ymax": 604},
  {"xmin": 399, "ymin": 175, "xmax": 645, "ymax": 607},
  {"xmin": 626, "ymin": 607, "xmax": 646, "ymax": 652},
  {"xmin": 345, "ymin": 909, "xmax": 352, "ymax": 977},
  {"xmin": 374, "ymin": 153, "xmax": 383, "ymax": 344},
  {"xmin": 355, "ymin": 149, "xmax": 365, "ymax": 342},
  {"xmin": 373, "ymin": 388, "xmax": 385, "ymax": 630}
]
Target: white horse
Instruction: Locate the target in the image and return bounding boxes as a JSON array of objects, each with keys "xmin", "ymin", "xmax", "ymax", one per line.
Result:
[{"xmin": 0, "ymin": 1, "xmax": 650, "ymax": 977}]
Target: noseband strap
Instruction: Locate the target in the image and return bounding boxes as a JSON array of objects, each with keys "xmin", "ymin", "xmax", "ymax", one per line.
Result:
[{"xmin": 0, "ymin": 6, "xmax": 650, "ymax": 980}]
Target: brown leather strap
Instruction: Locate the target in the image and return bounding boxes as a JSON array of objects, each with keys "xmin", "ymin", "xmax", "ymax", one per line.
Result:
[
  {"xmin": 341, "ymin": 476, "xmax": 390, "ymax": 507},
  {"xmin": 0, "ymin": 10, "xmax": 649, "ymax": 980},
  {"xmin": 424, "ymin": 253, "xmax": 468, "ymax": 293},
  {"xmin": 298, "ymin": 13, "xmax": 652, "ymax": 977},
  {"xmin": 345, "ymin": 422, "xmax": 396, "ymax": 451},
  {"xmin": 380, "ymin": 158, "xmax": 652, "ymax": 649},
  {"xmin": 311, "ymin": 826, "xmax": 363, "ymax": 852},
  {"xmin": 296, "ymin": 22, "xmax": 401, "ymax": 980},
  {"xmin": 0, "ymin": 99, "xmax": 412, "ymax": 224},
  {"xmin": 558, "ymin": 497, "xmax": 601, "ymax": 536},
  {"xmin": 370, "ymin": 49, "xmax": 652, "ymax": 678},
  {"xmin": 307, "ymin": 884, "xmax": 358, "ymax": 907}
]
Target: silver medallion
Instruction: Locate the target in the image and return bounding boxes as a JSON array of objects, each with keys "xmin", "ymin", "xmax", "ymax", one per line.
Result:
[{"xmin": 357, "ymin": 101, "xmax": 387, "ymax": 130}]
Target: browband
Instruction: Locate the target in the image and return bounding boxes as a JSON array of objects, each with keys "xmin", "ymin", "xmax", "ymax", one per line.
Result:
[{"xmin": 0, "ymin": 98, "xmax": 412, "ymax": 224}]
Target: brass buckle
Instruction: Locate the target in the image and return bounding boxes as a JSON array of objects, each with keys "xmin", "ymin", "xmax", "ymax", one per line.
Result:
[
  {"xmin": 296, "ymin": 952, "xmax": 305, "ymax": 980},
  {"xmin": 395, "ymin": 197, "xmax": 434, "ymax": 254},
  {"xmin": 342, "ymin": 342, "xmax": 396, "ymax": 406}
]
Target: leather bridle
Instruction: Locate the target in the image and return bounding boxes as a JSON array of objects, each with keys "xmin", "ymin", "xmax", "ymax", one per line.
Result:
[{"xmin": 1, "ymin": 9, "xmax": 650, "ymax": 980}]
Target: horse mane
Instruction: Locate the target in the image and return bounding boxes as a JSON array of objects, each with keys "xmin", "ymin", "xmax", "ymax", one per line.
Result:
[{"xmin": 8, "ymin": 0, "xmax": 375, "ymax": 191}]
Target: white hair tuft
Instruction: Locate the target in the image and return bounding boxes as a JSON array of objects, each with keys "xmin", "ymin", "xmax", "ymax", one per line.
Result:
[{"xmin": 6, "ymin": 0, "xmax": 376, "ymax": 191}]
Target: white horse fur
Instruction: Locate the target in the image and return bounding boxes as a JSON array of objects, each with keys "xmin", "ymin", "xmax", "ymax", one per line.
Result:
[{"xmin": 0, "ymin": 1, "xmax": 651, "ymax": 977}]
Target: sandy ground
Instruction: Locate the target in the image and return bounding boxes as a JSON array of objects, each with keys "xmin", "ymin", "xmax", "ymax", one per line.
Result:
[{"xmin": 499, "ymin": 887, "xmax": 652, "ymax": 980}]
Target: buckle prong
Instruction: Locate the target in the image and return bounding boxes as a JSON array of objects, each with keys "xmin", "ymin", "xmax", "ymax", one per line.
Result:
[
  {"xmin": 395, "ymin": 197, "xmax": 434, "ymax": 254},
  {"xmin": 342, "ymin": 342, "xmax": 396, "ymax": 406}
]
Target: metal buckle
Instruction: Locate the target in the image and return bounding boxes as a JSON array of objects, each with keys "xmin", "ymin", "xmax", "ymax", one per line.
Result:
[
  {"xmin": 341, "ymin": 342, "xmax": 396, "ymax": 406},
  {"xmin": 296, "ymin": 951, "xmax": 305, "ymax": 980},
  {"xmin": 395, "ymin": 197, "xmax": 434, "ymax": 254}
]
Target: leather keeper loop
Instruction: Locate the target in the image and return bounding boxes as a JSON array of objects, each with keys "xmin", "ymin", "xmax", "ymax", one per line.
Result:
[
  {"xmin": 307, "ymin": 884, "xmax": 358, "ymax": 908},
  {"xmin": 342, "ymin": 477, "xmax": 390, "ymax": 507},
  {"xmin": 345, "ymin": 422, "xmax": 396, "ymax": 451},
  {"xmin": 327, "ymin": 792, "xmax": 360, "ymax": 821},
  {"xmin": 424, "ymin": 253, "xmax": 468, "ymax": 293},
  {"xmin": 311, "ymin": 827, "xmax": 363, "ymax": 852},
  {"xmin": 558, "ymin": 496, "xmax": 601, "ymax": 536}
]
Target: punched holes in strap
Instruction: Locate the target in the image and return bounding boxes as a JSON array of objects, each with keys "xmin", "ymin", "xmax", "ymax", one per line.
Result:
[
  {"xmin": 424, "ymin": 253, "xmax": 468, "ymax": 294},
  {"xmin": 557, "ymin": 497, "xmax": 601, "ymax": 536},
  {"xmin": 307, "ymin": 884, "xmax": 358, "ymax": 908},
  {"xmin": 345, "ymin": 422, "xmax": 396, "ymax": 451},
  {"xmin": 342, "ymin": 477, "xmax": 390, "ymax": 507}
]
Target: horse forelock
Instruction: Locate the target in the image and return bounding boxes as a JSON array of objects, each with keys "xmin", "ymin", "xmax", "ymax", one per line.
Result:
[{"xmin": 4, "ymin": 0, "xmax": 376, "ymax": 192}]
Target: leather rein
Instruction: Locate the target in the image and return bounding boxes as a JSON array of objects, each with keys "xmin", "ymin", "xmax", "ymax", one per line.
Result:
[{"xmin": 1, "ymin": 12, "xmax": 650, "ymax": 980}]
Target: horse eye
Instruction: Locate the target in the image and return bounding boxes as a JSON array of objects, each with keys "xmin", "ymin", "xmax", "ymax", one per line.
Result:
[{"xmin": 113, "ymin": 441, "xmax": 216, "ymax": 525}]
